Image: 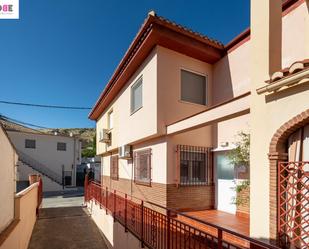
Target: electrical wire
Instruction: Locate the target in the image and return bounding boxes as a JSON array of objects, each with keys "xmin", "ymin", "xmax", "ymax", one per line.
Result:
[
  {"xmin": 0, "ymin": 114, "xmax": 51, "ymax": 129},
  {"xmin": 0, "ymin": 100, "xmax": 92, "ymax": 110}
]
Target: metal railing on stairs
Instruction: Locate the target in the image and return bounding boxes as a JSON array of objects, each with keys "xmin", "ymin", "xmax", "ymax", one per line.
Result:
[{"xmin": 17, "ymin": 150, "xmax": 63, "ymax": 185}]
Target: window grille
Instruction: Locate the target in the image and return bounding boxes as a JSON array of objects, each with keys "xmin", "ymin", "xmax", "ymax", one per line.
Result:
[{"xmin": 134, "ymin": 149, "xmax": 151, "ymax": 186}]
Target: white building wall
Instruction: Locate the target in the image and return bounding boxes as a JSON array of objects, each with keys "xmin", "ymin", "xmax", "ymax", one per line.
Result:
[
  {"xmin": 96, "ymin": 48, "xmax": 158, "ymax": 155},
  {"xmin": 88, "ymin": 200, "xmax": 148, "ymax": 249},
  {"xmin": 7, "ymin": 131, "xmax": 81, "ymax": 189},
  {"xmin": 0, "ymin": 127, "xmax": 17, "ymax": 233},
  {"xmin": 18, "ymin": 162, "xmax": 63, "ymax": 192}
]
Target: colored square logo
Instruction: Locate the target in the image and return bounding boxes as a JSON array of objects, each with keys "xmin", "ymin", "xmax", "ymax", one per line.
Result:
[{"xmin": 0, "ymin": 0, "xmax": 19, "ymax": 19}]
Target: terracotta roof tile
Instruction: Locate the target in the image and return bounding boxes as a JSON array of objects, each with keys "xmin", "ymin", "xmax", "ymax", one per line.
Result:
[
  {"xmin": 268, "ymin": 59, "xmax": 309, "ymax": 83},
  {"xmin": 155, "ymin": 14, "xmax": 224, "ymax": 47}
]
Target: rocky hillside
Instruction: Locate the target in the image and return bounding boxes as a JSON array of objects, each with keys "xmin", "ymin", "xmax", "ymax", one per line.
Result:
[{"xmin": 40, "ymin": 128, "xmax": 95, "ymax": 149}]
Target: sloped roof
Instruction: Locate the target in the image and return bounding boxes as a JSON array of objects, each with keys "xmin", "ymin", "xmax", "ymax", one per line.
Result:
[
  {"xmin": 0, "ymin": 117, "xmax": 43, "ymax": 134},
  {"xmin": 89, "ymin": 11, "xmax": 225, "ymax": 120},
  {"xmin": 89, "ymin": 0, "xmax": 304, "ymax": 120}
]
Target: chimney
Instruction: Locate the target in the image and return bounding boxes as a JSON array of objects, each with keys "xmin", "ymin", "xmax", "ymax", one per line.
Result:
[
  {"xmin": 148, "ymin": 10, "xmax": 156, "ymax": 17},
  {"xmin": 250, "ymin": 0, "xmax": 282, "ymax": 84}
]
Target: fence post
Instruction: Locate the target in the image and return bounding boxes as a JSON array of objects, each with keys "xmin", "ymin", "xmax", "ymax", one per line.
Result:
[
  {"xmin": 218, "ymin": 229, "xmax": 223, "ymax": 249},
  {"xmin": 84, "ymin": 175, "xmax": 88, "ymax": 203},
  {"xmin": 36, "ymin": 177, "xmax": 43, "ymax": 217},
  {"xmin": 106, "ymin": 187, "xmax": 108, "ymax": 215},
  {"xmin": 141, "ymin": 200, "xmax": 144, "ymax": 248},
  {"xmin": 125, "ymin": 193, "xmax": 128, "ymax": 232},
  {"xmin": 113, "ymin": 190, "xmax": 116, "ymax": 222},
  {"xmin": 167, "ymin": 210, "xmax": 171, "ymax": 249},
  {"xmin": 100, "ymin": 185, "xmax": 102, "ymax": 209}
]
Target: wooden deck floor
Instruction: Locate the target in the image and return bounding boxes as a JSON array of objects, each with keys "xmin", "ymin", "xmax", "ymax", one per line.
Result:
[
  {"xmin": 183, "ymin": 210, "xmax": 249, "ymax": 235},
  {"xmin": 178, "ymin": 210, "xmax": 250, "ymax": 248}
]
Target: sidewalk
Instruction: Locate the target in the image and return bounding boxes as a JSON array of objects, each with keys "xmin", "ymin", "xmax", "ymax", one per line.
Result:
[
  {"xmin": 28, "ymin": 191, "xmax": 108, "ymax": 249},
  {"xmin": 28, "ymin": 207, "xmax": 108, "ymax": 249}
]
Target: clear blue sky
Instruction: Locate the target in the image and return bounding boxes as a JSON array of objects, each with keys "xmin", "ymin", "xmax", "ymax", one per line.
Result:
[{"xmin": 0, "ymin": 0, "xmax": 250, "ymax": 128}]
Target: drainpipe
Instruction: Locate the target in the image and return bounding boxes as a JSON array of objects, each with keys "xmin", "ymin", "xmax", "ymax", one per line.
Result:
[
  {"xmin": 62, "ymin": 165, "xmax": 64, "ymax": 189},
  {"xmin": 73, "ymin": 138, "xmax": 76, "ymax": 186}
]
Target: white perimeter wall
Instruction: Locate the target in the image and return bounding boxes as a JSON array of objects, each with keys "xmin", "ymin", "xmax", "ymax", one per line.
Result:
[
  {"xmin": 18, "ymin": 162, "xmax": 63, "ymax": 192},
  {"xmin": 87, "ymin": 200, "xmax": 148, "ymax": 249},
  {"xmin": 0, "ymin": 127, "xmax": 17, "ymax": 233}
]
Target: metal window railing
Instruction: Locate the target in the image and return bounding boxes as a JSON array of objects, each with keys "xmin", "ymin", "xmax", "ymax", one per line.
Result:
[
  {"xmin": 176, "ymin": 145, "xmax": 213, "ymax": 186},
  {"xmin": 134, "ymin": 149, "xmax": 152, "ymax": 186},
  {"xmin": 84, "ymin": 178, "xmax": 279, "ymax": 249}
]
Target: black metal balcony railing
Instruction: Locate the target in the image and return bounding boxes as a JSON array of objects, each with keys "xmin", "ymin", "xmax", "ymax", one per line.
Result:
[{"xmin": 84, "ymin": 178, "xmax": 279, "ymax": 249}]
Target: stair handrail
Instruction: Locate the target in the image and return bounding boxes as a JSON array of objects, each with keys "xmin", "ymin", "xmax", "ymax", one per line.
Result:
[{"xmin": 17, "ymin": 150, "xmax": 63, "ymax": 184}]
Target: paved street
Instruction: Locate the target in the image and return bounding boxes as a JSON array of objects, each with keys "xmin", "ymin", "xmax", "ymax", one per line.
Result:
[
  {"xmin": 42, "ymin": 189, "xmax": 85, "ymax": 208},
  {"xmin": 28, "ymin": 190, "xmax": 108, "ymax": 249}
]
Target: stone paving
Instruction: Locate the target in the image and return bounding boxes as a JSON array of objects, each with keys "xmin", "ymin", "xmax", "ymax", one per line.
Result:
[{"xmin": 28, "ymin": 192, "xmax": 108, "ymax": 249}]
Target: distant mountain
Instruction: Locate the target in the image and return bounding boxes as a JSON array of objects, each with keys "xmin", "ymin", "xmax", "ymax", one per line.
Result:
[
  {"xmin": 0, "ymin": 117, "xmax": 96, "ymax": 154},
  {"xmin": 40, "ymin": 128, "xmax": 95, "ymax": 149}
]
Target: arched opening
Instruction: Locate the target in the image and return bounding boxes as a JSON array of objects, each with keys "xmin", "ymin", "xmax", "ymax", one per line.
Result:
[{"xmin": 269, "ymin": 109, "xmax": 309, "ymax": 248}]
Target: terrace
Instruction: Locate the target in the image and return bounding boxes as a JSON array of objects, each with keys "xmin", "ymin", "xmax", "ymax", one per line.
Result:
[{"xmin": 85, "ymin": 179, "xmax": 277, "ymax": 249}]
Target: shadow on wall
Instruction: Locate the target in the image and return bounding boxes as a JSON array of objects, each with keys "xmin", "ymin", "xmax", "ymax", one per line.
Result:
[
  {"xmin": 212, "ymin": 54, "xmax": 233, "ymax": 105},
  {"xmin": 265, "ymin": 82, "xmax": 309, "ymax": 103}
]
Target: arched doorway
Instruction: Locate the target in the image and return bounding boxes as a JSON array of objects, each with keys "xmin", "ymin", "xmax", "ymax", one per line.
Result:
[{"xmin": 269, "ymin": 110, "xmax": 309, "ymax": 248}]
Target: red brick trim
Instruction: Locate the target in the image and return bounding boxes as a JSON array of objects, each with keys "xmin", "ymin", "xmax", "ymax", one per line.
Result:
[
  {"xmin": 268, "ymin": 109, "xmax": 309, "ymax": 240},
  {"xmin": 282, "ymin": 0, "xmax": 305, "ymax": 16}
]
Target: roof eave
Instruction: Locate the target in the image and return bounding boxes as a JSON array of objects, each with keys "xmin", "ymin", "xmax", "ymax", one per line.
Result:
[{"xmin": 89, "ymin": 16, "xmax": 224, "ymax": 120}]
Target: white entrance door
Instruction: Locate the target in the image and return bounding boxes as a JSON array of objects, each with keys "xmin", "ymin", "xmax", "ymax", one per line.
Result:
[{"xmin": 214, "ymin": 151, "xmax": 236, "ymax": 214}]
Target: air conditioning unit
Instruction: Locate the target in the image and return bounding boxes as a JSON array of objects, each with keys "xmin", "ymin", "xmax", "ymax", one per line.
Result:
[
  {"xmin": 99, "ymin": 129, "xmax": 111, "ymax": 144},
  {"xmin": 119, "ymin": 145, "xmax": 132, "ymax": 159}
]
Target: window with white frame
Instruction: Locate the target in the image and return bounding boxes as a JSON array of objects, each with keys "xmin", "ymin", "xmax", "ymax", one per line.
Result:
[
  {"xmin": 181, "ymin": 69, "xmax": 207, "ymax": 105},
  {"xmin": 131, "ymin": 77, "xmax": 143, "ymax": 114},
  {"xmin": 108, "ymin": 110, "xmax": 114, "ymax": 129}
]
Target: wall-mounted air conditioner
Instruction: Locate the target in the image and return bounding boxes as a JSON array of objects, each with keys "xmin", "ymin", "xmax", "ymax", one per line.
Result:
[
  {"xmin": 119, "ymin": 145, "xmax": 132, "ymax": 159},
  {"xmin": 99, "ymin": 129, "xmax": 111, "ymax": 144}
]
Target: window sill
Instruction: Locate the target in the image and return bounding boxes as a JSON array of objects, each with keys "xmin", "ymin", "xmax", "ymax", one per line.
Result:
[
  {"xmin": 134, "ymin": 180, "xmax": 151, "ymax": 187},
  {"xmin": 179, "ymin": 182, "xmax": 212, "ymax": 187},
  {"xmin": 130, "ymin": 106, "xmax": 143, "ymax": 116},
  {"xmin": 178, "ymin": 100, "xmax": 208, "ymax": 108}
]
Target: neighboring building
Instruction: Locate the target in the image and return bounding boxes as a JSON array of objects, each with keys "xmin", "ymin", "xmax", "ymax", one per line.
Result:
[
  {"xmin": 89, "ymin": 0, "xmax": 308, "ymax": 247},
  {"xmin": 0, "ymin": 125, "xmax": 17, "ymax": 234},
  {"xmin": 0, "ymin": 118, "xmax": 82, "ymax": 192},
  {"xmin": 78, "ymin": 156, "xmax": 101, "ymax": 184}
]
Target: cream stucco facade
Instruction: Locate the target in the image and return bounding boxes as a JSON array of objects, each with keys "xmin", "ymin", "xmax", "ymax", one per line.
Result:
[
  {"xmin": 0, "ymin": 126, "xmax": 17, "ymax": 234},
  {"xmin": 249, "ymin": 0, "xmax": 309, "ymax": 240},
  {"xmin": 90, "ymin": 0, "xmax": 308, "ymax": 246}
]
